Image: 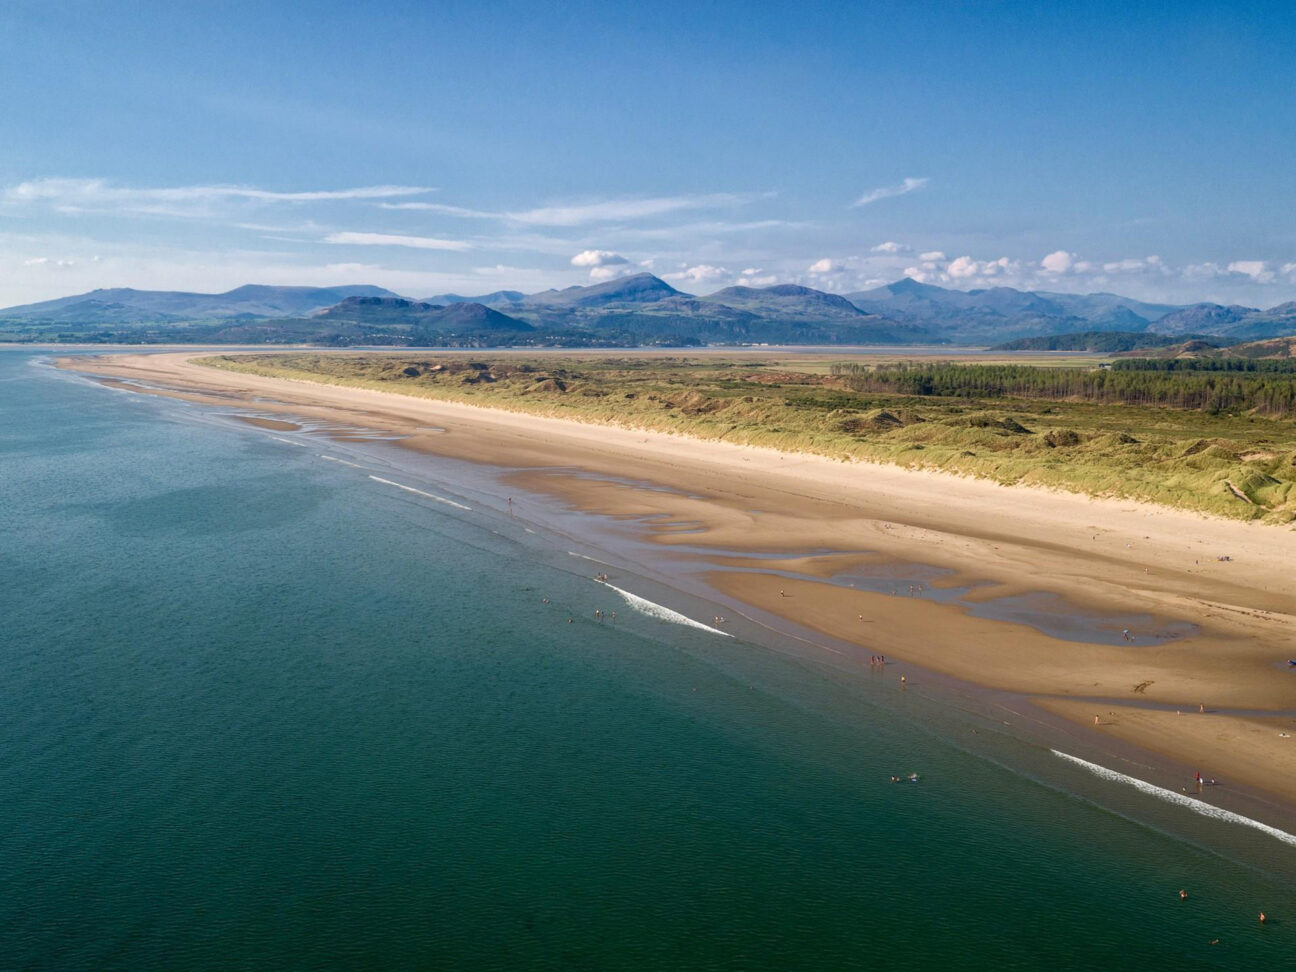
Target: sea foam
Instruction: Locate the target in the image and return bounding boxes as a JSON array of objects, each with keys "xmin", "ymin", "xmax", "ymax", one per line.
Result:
[
  {"xmin": 368, "ymin": 475, "xmax": 472, "ymax": 511},
  {"xmin": 600, "ymin": 582, "xmax": 732, "ymax": 638},
  {"xmin": 1051, "ymin": 749, "xmax": 1296, "ymax": 847}
]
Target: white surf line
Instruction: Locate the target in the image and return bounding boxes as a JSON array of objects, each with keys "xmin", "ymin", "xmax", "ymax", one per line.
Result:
[
  {"xmin": 599, "ymin": 582, "xmax": 732, "ymax": 638},
  {"xmin": 269, "ymin": 435, "xmax": 310, "ymax": 448},
  {"xmin": 318, "ymin": 454, "xmax": 367, "ymax": 470},
  {"xmin": 568, "ymin": 550, "xmax": 613, "ymax": 566},
  {"xmin": 368, "ymin": 475, "xmax": 472, "ymax": 511},
  {"xmin": 1051, "ymin": 749, "xmax": 1296, "ymax": 848}
]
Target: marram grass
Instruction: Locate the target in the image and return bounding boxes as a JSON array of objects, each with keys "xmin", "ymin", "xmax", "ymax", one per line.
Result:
[{"xmin": 203, "ymin": 353, "xmax": 1296, "ymax": 524}]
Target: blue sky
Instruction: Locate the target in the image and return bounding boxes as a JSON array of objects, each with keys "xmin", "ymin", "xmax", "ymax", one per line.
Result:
[{"xmin": 2, "ymin": 0, "xmax": 1294, "ymax": 307}]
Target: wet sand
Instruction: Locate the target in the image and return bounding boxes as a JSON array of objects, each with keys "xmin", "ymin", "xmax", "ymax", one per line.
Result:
[
  {"xmin": 1035, "ymin": 699, "xmax": 1296, "ymax": 807},
  {"xmin": 58, "ymin": 351, "xmax": 1296, "ymax": 816}
]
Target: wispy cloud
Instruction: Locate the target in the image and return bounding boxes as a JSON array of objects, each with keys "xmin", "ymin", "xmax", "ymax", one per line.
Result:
[
  {"xmin": 324, "ymin": 231, "xmax": 472, "ymax": 251},
  {"xmin": 850, "ymin": 177, "xmax": 928, "ymax": 208},
  {"xmin": 3, "ymin": 179, "xmax": 436, "ymax": 217},
  {"xmin": 379, "ymin": 202, "xmax": 497, "ymax": 218},
  {"xmin": 383, "ymin": 193, "xmax": 762, "ymax": 226},
  {"xmin": 610, "ymin": 218, "xmax": 797, "ymax": 241},
  {"xmin": 508, "ymin": 193, "xmax": 753, "ymax": 226}
]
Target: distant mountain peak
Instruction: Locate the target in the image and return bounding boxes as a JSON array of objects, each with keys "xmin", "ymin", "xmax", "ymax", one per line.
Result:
[{"xmin": 516, "ymin": 272, "xmax": 684, "ymax": 309}]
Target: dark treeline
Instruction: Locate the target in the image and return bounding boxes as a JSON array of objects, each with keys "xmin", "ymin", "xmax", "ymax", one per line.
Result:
[
  {"xmin": 1112, "ymin": 358, "xmax": 1296, "ymax": 374},
  {"xmin": 830, "ymin": 362, "xmax": 1296, "ymax": 417}
]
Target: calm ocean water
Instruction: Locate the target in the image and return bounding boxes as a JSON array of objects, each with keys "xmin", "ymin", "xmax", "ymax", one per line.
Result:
[{"xmin": 2, "ymin": 348, "xmax": 1293, "ymax": 970}]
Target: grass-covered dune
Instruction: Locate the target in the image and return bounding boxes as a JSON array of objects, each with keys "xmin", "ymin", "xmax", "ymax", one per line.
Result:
[{"xmin": 205, "ymin": 353, "xmax": 1296, "ymax": 523}]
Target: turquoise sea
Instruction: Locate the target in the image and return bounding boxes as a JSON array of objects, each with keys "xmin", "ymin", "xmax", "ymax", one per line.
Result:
[{"xmin": 2, "ymin": 347, "xmax": 1294, "ymax": 970}]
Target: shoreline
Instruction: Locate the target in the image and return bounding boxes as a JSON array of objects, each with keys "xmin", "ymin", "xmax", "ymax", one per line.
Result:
[{"xmin": 55, "ymin": 350, "xmax": 1296, "ymax": 825}]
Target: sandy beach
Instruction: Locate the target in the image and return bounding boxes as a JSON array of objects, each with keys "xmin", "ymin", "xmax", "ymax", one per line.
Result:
[{"xmin": 60, "ymin": 351, "xmax": 1296, "ymax": 818}]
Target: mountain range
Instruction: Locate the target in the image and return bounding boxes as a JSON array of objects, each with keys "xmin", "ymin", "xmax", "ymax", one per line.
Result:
[
  {"xmin": 0, "ymin": 284, "xmax": 403, "ymax": 324},
  {"xmin": 5, "ymin": 273, "xmax": 1296, "ymax": 347}
]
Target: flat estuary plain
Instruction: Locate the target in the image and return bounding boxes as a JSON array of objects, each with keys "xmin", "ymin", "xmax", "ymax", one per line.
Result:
[{"xmin": 4, "ymin": 346, "xmax": 1294, "ymax": 969}]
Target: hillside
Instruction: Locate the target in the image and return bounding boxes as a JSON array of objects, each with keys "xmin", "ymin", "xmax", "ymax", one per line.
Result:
[
  {"xmin": 845, "ymin": 279, "xmax": 1181, "ymax": 343},
  {"xmin": 7, "ymin": 275, "xmax": 1296, "ymax": 348},
  {"xmin": 993, "ymin": 331, "xmax": 1220, "ymax": 352},
  {"xmin": 700, "ymin": 284, "xmax": 871, "ymax": 321},
  {"xmin": 316, "ymin": 298, "xmax": 535, "ymax": 333},
  {"xmin": 513, "ymin": 273, "xmax": 684, "ymax": 309},
  {"xmin": 0, "ymin": 284, "xmax": 401, "ymax": 323},
  {"xmin": 1125, "ymin": 335, "xmax": 1296, "ymax": 361},
  {"xmin": 488, "ymin": 274, "xmax": 923, "ymax": 344},
  {"xmin": 420, "ymin": 290, "xmax": 524, "ymax": 305}
]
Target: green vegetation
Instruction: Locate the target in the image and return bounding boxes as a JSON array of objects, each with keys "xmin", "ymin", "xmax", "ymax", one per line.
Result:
[
  {"xmin": 833, "ymin": 361, "xmax": 1296, "ymax": 417},
  {"xmin": 205, "ymin": 353, "xmax": 1296, "ymax": 523},
  {"xmin": 1111, "ymin": 357, "xmax": 1296, "ymax": 373}
]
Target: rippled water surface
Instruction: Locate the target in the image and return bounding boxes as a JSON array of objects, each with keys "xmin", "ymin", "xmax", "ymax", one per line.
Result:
[{"xmin": 2, "ymin": 349, "xmax": 1293, "ymax": 970}]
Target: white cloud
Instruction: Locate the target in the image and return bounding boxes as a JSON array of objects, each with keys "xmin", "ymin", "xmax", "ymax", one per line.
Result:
[
  {"xmin": 850, "ymin": 177, "xmax": 928, "ymax": 208},
  {"xmin": 738, "ymin": 268, "xmax": 778, "ymax": 286},
  {"xmin": 807, "ymin": 257, "xmax": 846, "ymax": 274},
  {"xmin": 946, "ymin": 255, "xmax": 1018, "ymax": 279},
  {"xmin": 918, "ymin": 250, "xmax": 946, "ymax": 263},
  {"xmin": 570, "ymin": 249, "xmax": 628, "ymax": 268},
  {"xmin": 1040, "ymin": 250, "xmax": 1075, "ymax": 274},
  {"xmin": 946, "ymin": 256, "xmax": 978, "ymax": 279},
  {"xmin": 1227, "ymin": 260, "xmax": 1274, "ymax": 282},
  {"xmin": 872, "ymin": 241, "xmax": 909, "ymax": 254},
  {"xmin": 323, "ymin": 231, "xmax": 472, "ymax": 251},
  {"xmin": 21, "ymin": 255, "xmax": 76, "ymax": 268},
  {"xmin": 588, "ymin": 265, "xmax": 633, "ymax": 282},
  {"xmin": 665, "ymin": 264, "xmax": 730, "ymax": 284},
  {"xmin": 1102, "ymin": 257, "xmax": 1163, "ymax": 274}
]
